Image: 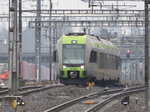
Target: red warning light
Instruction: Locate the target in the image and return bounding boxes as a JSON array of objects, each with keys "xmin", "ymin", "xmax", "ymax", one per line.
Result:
[
  {"xmin": 126, "ymin": 50, "xmax": 131, "ymax": 54},
  {"xmin": 126, "ymin": 50, "xmax": 131, "ymax": 58}
]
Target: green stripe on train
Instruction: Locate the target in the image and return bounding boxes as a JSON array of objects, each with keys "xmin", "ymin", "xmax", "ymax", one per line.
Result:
[
  {"xmin": 93, "ymin": 43, "xmax": 119, "ymax": 52},
  {"xmin": 62, "ymin": 67, "xmax": 85, "ymax": 78},
  {"xmin": 62, "ymin": 35, "xmax": 87, "ymax": 44}
]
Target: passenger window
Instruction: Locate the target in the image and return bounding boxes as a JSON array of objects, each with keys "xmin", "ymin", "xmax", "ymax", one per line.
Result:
[
  {"xmin": 99, "ymin": 53, "xmax": 107, "ymax": 69},
  {"xmin": 89, "ymin": 50, "xmax": 97, "ymax": 63}
]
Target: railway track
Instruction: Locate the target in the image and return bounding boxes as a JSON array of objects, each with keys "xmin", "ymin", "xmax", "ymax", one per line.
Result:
[
  {"xmin": 85, "ymin": 87, "xmax": 144, "ymax": 112},
  {"xmin": 1, "ymin": 84, "xmax": 86, "ymax": 112},
  {"xmin": 0, "ymin": 84, "xmax": 63, "ymax": 97},
  {"xmin": 0, "ymin": 86, "xmax": 42, "ymax": 96},
  {"xmin": 44, "ymin": 86, "xmax": 144, "ymax": 112}
]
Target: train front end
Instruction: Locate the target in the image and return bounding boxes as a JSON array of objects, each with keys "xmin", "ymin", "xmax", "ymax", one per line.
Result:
[{"xmin": 59, "ymin": 33, "xmax": 87, "ymax": 85}]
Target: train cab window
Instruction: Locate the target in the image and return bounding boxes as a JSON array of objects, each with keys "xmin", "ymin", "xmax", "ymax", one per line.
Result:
[
  {"xmin": 63, "ymin": 45, "xmax": 85, "ymax": 65},
  {"xmin": 89, "ymin": 50, "xmax": 97, "ymax": 63},
  {"xmin": 53, "ymin": 50, "xmax": 58, "ymax": 62}
]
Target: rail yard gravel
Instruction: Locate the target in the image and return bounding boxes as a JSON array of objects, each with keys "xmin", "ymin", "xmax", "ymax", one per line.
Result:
[
  {"xmin": 56, "ymin": 90, "xmax": 144, "ymax": 112},
  {"xmin": 0, "ymin": 85, "xmax": 105, "ymax": 112},
  {"xmin": 101, "ymin": 92, "xmax": 144, "ymax": 112},
  {"xmin": 0, "ymin": 86, "xmax": 144, "ymax": 112}
]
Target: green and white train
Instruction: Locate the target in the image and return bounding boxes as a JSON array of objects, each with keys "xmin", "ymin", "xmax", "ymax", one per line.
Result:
[{"xmin": 53, "ymin": 33, "xmax": 121, "ymax": 85}]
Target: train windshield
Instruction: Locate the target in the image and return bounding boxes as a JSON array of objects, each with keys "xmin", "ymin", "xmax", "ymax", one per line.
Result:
[{"xmin": 63, "ymin": 44, "xmax": 85, "ymax": 65}]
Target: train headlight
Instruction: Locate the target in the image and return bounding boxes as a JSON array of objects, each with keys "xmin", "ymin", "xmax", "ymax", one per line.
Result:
[
  {"xmin": 63, "ymin": 65, "xmax": 67, "ymax": 69},
  {"xmin": 80, "ymin": 65, "xmax": 84, "ymax": 69}
]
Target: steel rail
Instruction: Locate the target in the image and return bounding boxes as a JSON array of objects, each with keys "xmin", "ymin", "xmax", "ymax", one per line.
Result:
[
  {"xmin": 44, "ymin": 86, "xmax": 144, "ymax": 112},
  {"xmin": 18, "ymin": 85, "xmax": 42, "ymax": 91},
  {"xmin": 85, "ymin": 87, "xmax": 144, "ymax": 112},
  {"xmin": 0, "ymin": 85, "xmax": 42, "ymax": 96},
  {"xmin": 0, "ymin": 90, "xmax": 9, "ymax": 96},
  {"xmin": 0, "ymin": 88, "xmax": 8, "ymax": 91},
  {"xmin": 18, "ymin": 84, "xmax": 63, "ymax": 96},
  {"xmin": 44, "ymin": 86, "xmax": 127, "ymax": 112},
  {"xmin": 0, "ymin": 87, "xmax": 34, "ymax": 97},
  {"xmin": 0, "ymin": 84, "xmax": 63, "ymax": 97}
]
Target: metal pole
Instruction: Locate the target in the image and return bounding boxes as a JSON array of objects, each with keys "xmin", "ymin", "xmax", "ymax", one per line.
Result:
[
  {"xmin": 88, "ymin": 0, "xmax": 91, "ymax": 8},
  {"xmin": 144, "ymin": 0, "xmax": 149, "ymax": 112},
  {"xmin": 129, "ymin": 62, "xmax": 131, "ymax": 81},
  {"xmin": 136, "ymin": 62, "xmax": 138, "ymax": 81},
  {"xmin": 8, "ymin": 0, "xmax": 11, "ymax": 89},
  {"xmin": 8, "ymin": 0, "xmax": 11, "ymax": 72},
  {"xmin": 18, "ymin": 0, "xmax": 23, "ymax": 84},
  {"xmin": 35, "ymin": 19, "xmax": 38, "ymax": 81},
  {"xmin": 91, "ymin": 0, "xmax": 94, "ymax": 13},
  {"xmin": 49, "ymin": 0, "xmax": 52, "ymax": 81},
  {"xmin": 125, "ymin": 59, "xmax": 126, "ymax": 83},
  {"xmin": 9, "ymin": 0, "xmax": 18, "ymax": 95},
  {"xmin": 35, "ymin": 0, "xmax": 41, "ymax": 82}
]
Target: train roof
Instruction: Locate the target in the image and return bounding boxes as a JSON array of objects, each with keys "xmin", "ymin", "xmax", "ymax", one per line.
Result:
[
  {"xmin": 59, "ymin": 33, "xmax": 120, "ymax": 54},
  {"xmin": 87, "ymin": 35, "xmax": 120, "ymax": 54},
  {"xmin": 62, "ymin": 33, "xmax": 87, "ymax": 44}
]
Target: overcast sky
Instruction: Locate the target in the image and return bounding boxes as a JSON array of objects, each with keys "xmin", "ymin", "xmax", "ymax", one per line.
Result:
[
  {"xmin": 0, "ymin": 0, "xmax": 144, "ymax": 14},
  {"xmin": 0, "ymin": 0, "xmax": 145, "ymax": 30},
  {"xmin": 51, "ymin": 0, "xmax": 144, "ymax": 10}
]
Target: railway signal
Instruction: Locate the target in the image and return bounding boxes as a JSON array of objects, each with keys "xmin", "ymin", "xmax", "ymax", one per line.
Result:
[
  {"xmin": 12, "ymin": 96, "xmax": 25, "ymax": 109},
  {"xmin": 16, "ymin": 97, "xmax": 25, "ymax": 106},
  {"xmin": 126, "ymin": 50, "xmax": 131, "ymax": 58}
]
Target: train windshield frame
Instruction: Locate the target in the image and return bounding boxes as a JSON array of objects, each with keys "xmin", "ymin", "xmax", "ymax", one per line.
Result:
[{"xmin": 63, "ymin": 44, "xmax": 85, "ymax": 66}]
